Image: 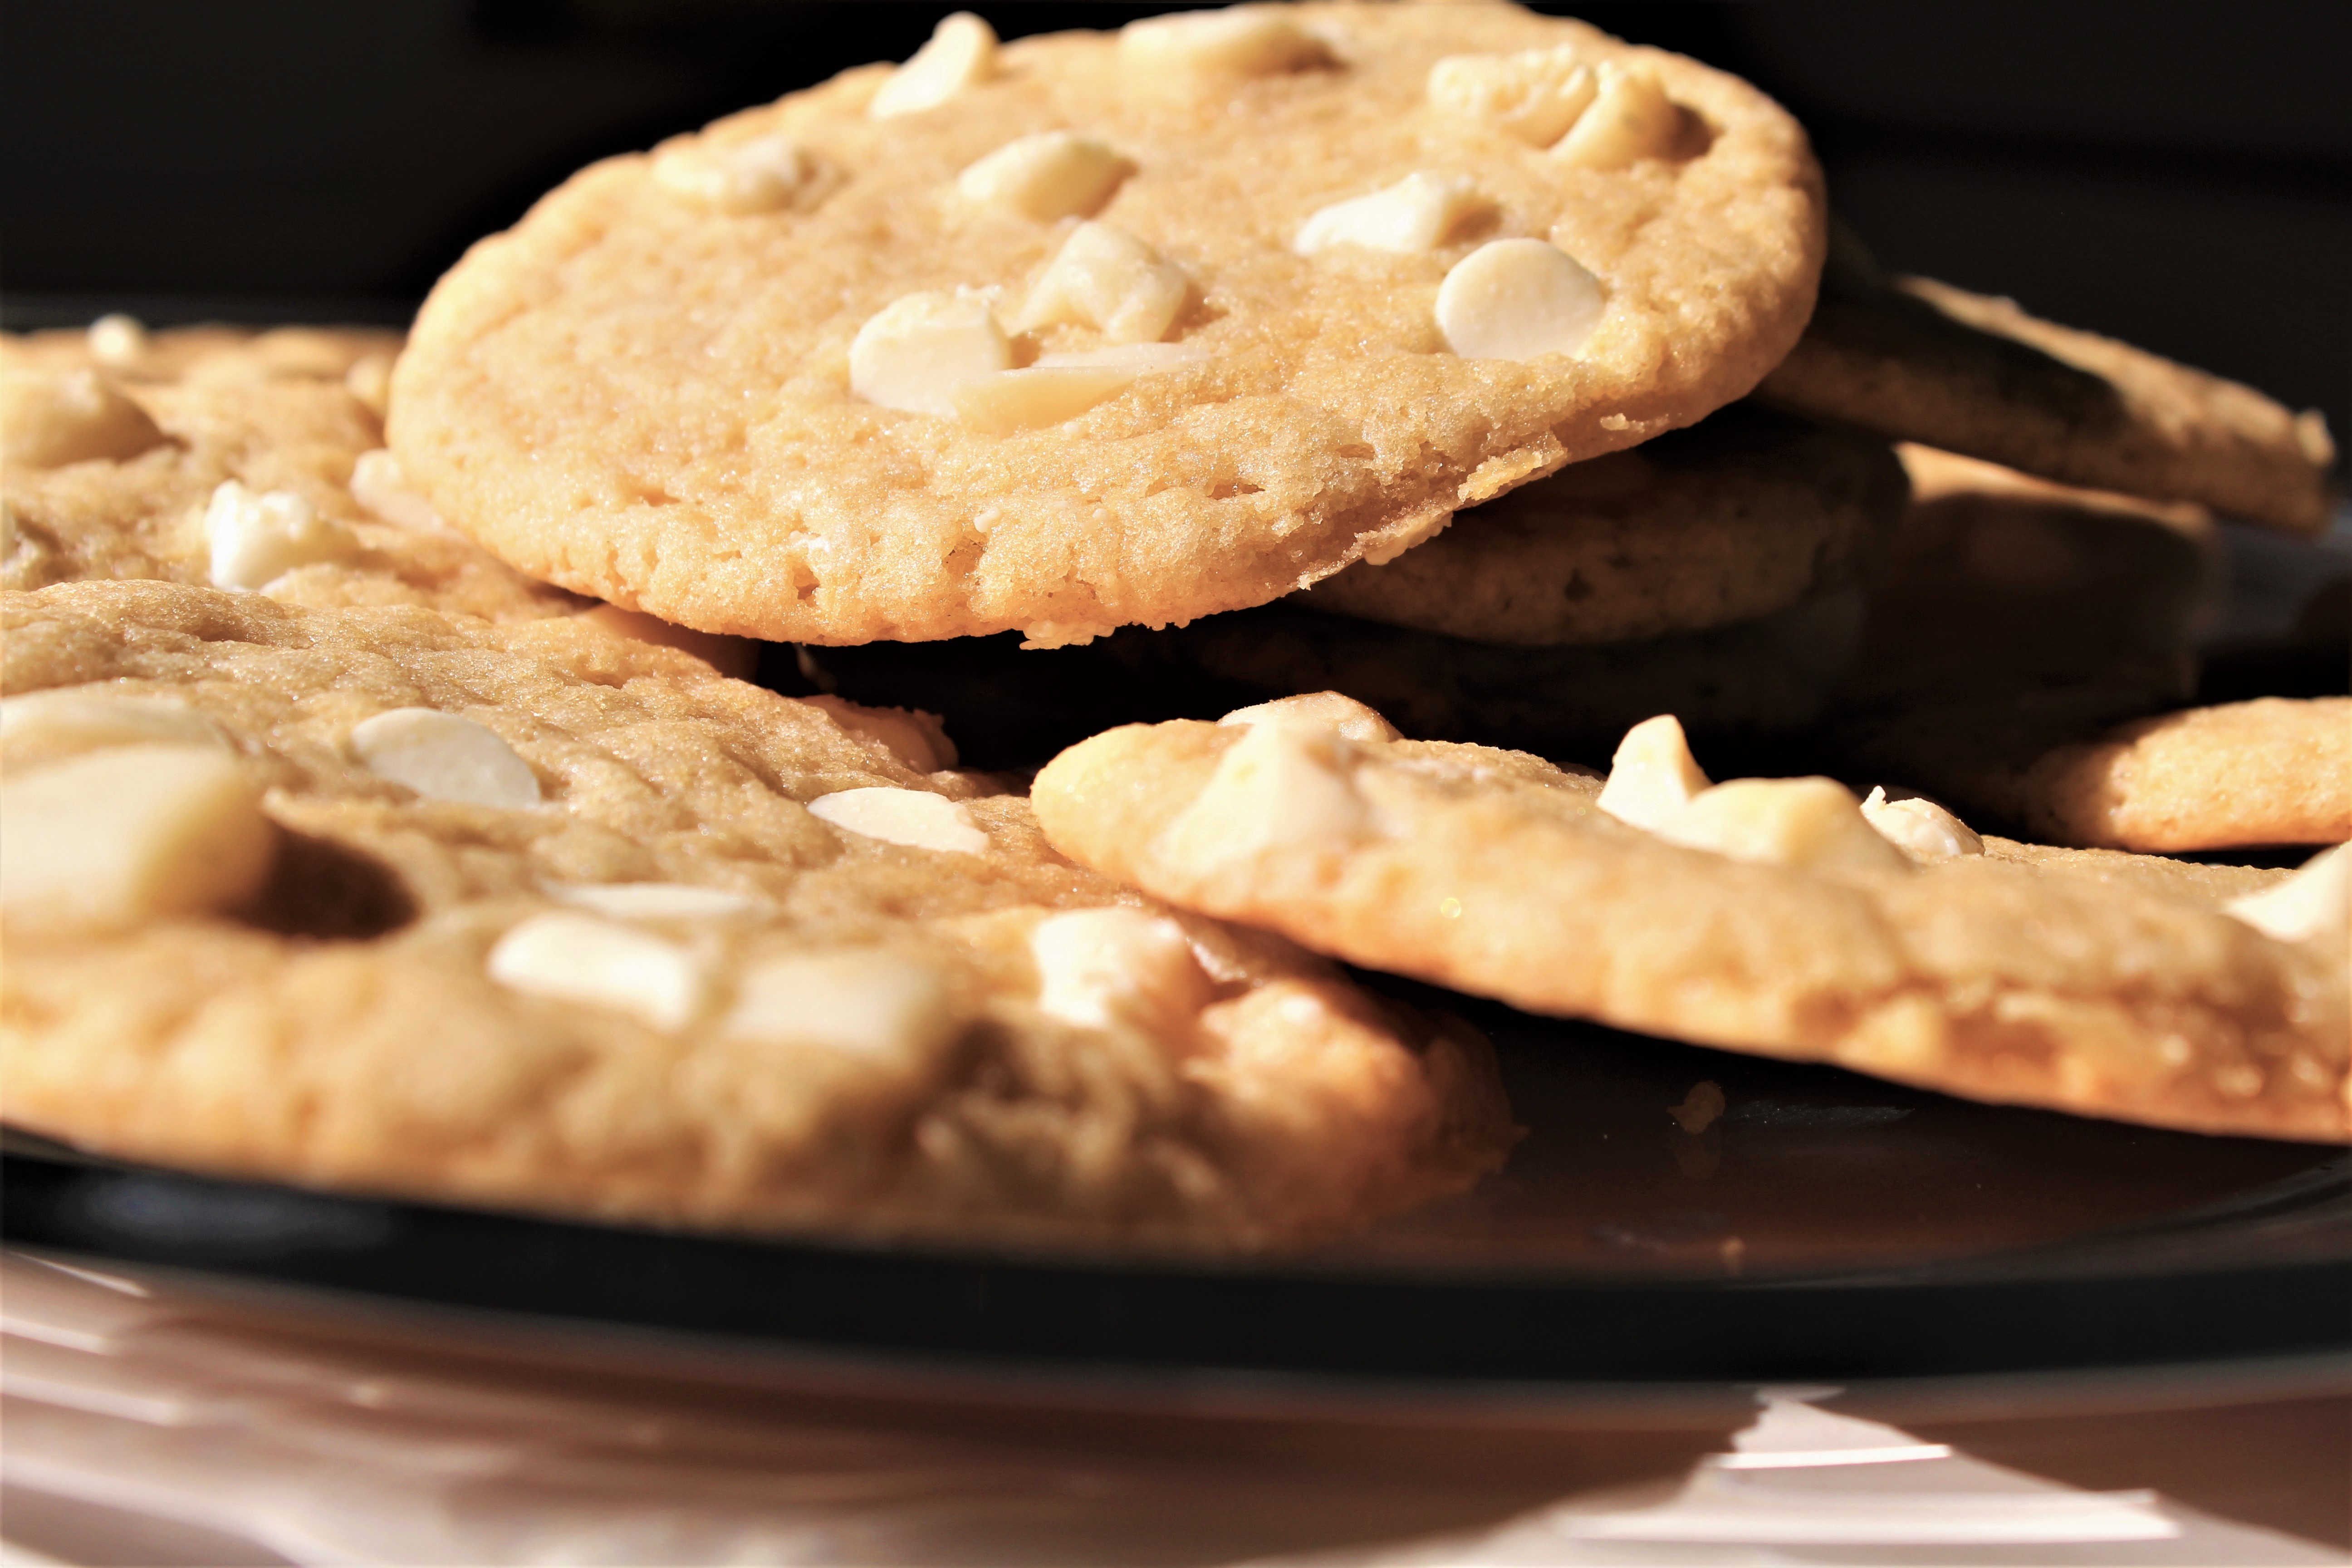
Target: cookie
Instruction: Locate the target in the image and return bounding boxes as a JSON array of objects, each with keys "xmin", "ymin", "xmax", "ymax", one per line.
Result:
[
  {"xmin": 1032, "ymin": 698, "xmax": 2348, "ymax": 1141},
  {"xmin": 1757, "ymin": 235, "xmax": 2338, "ymax": 535},
  {"xmin": 0, "ymin": 581, "xmax": 1513, "ymax": 1248},
  {"xmin": 2013, "ymin": 697, "xmax": 2352, "ymax": 852},
  {"xmin": 390, "ymin": 2, "xmax": 1825, "ymax": 646},
  {"xmin": 2, "ymin": 324, "xmax": 573, "ymax": 624},
  {"xmin": 1302, "ymin": 402, "xmax": 1906, "ymax": 647},
  {"xmin": 1827, "ymin": 444, "xmax": 2222, "ymax": 830}
]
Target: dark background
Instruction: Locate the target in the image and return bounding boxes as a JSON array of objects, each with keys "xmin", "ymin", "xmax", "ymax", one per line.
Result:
[{"xmin": 5, "ymin": 1, "xmax": 2347, "ymax": 442}]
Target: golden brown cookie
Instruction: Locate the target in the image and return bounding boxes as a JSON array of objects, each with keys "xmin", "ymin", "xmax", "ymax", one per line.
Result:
[
  {"xmin": 1303, "ymin": 402, "xmax": 1906, "ymax": 646},
  {"xmin": 1032, "ymin": 698, "xmax": 2347, "ymax": 1141},
  {"xmin": 2015, "ymin": 697, "xmax": 2352, "ymax": 852},
  {"xmin": 390, "ymin": 2, "xmax": 1825, "ymax": 646},
  {"xmin": 2, "ymin": 324, "xmax": 576, "ymax": 624},
  {"xmin": 1757, "ymin": 244, "xmax": 2338, "ymax": 535},
  {"xmin": 0, "ymin": 582, "xmax": 1513, "ymax": 1249}
]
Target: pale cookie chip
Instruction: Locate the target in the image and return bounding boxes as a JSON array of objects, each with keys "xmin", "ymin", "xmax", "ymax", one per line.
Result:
[
  {"xmin": 348, "ymin": 707, "xmax": 544, "ymax": 810},
  {"xmin": 1307, "ymin": 403, "xmax": 1907, "ymax": 647},
  {"xmin": 1759, "ymin": 242, "xmax": 2338, "ymax": 535},
  {"xmin": 1034, "ymin": 706, "xmax": 2349, "ymax": 1142},
  {"xmin": 2016, "ymin": 697, "xmax": 2352, "ymax": 853},
  {"xmin": 389, "ymin": 2, "xmax": 1825, "ymax": 645},
  {"xmin": 808, "ymin": 785, "xmax": 990, "ymax": 855},
  {"xmin": 1860, "ymin": 786, "xmax": 1984, "ymax": 862},
  {"xmin": 1, "ymin": 366, "xmax": 167, "ymax": 469},
  {"xmin": 1, "ymin": 324, "xmax": 575, "ymax": 622},
  {"xmin": 0, "ymin": 581, "xmax": 1514, "ymax": 1249},
  {"xmin": 2225, "ymin": 846, "xmax": 2350, "ymax": 948}
]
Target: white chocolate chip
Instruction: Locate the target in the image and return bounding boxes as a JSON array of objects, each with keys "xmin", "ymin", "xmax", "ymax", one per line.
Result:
[
  {"xmin": 1595, "ymin": 714, "xmax": 1711, "ymax": 830},
  {"xmin": 1017, "ymin": 222, "xmax": 1191, "ymax": 346},
  {"xmin": 869, "ymin": 10, "xmax": 997, "ymax": 118},
  {"xmin": 1219, "ymin": 691, "xmax": 1401, "ymax": 744},
  {"xmin": 1552, "ymin": 62, "xmax": 1681, "ymax": 170},
  {"xmin": 1161, "ymin": 720, "xmax": 1372, "ymax": 870},
  {"xmin": 1031, "ymin": 906, "xmax": 1213, "ymax": 1037},
  {"xmin": 572, "ymin": 603, "xmax": 761, "ymax": 680},
  {"xmin": 0, "ymin": 691, "xmax": 230, "ymax": 768},
  {"xmin": 348, "ymin": 708, "xmax": 543, "ymax": 809},
  {"xmin": 1426, "ymin": 46, "xmax": 1596, "ymax": 148},
  {"xmin": 956, "ymin": 132, "xmax": 1132, "ymax": 222},
  {"xmin": 0, "ymin": 744, "xmax": 275, "ymax": 932},
  {"xmin": 87, "ymin": 313, "xmax": 149, "ymax": 368},
  {"xmin": 1, "ymin": 367, "xmax": 166, "ymax": 469},
  {"xmin": 723, "ymin": 949, "xmax": 960, "ymax": 1062},
  {"xmin": 848, "ymin": 290, "xmax": 1011, "ymax": 417},
  {"xmin": 803, "ymin": 694, "xmax": 959, "ymax": 772},
  {"xmin": 1294, "ymin": 172, "xmax": 1490, "ymax": 257},
  {"xmin": 1860, "ymin": 786, "xmax": 1985, "ymax": 861},
  {"xmin": 1435, "ymin": 239, "xmax": 1605, "ymax": 363},
  {"xmin": 1119, "ymin": 7, "xmax": 1327, "ymax": 79},
  {"xmin": 488, "ymin": 912, "xmax": 706, "ymax": 1031},
  {"xmin": 204, "ymin": 480, "xmax": 358, "ymax": 591},
  {"xmin": 808, "ymin": 787, "xmax": 989, "ymax": 854},
  {"xmin": 1656, "ymin": 777, "xmax": 1911, "ymax": 875},
  {"xmin": 347, "ymin": 449, "xmax": 449, "ymax": 533},
  {"xmin": 955, "ymin": 365, "xmax": 1140, "ymax": 434},
  {"xmin": 544, "ymin": 882, "xmax": 767, "ymax": 921},
  {"xmin": 2225, "ymin": 844, "xmax": 2350, "ymax": 946},
  {"xmin": 654, "ymin": 133, "xmax": 831, "ymax": 214}
]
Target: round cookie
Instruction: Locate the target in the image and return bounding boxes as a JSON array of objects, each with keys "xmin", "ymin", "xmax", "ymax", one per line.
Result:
[
  {"xmin": 2015, "ymin": 696, "xmax": 2352, "ymax": 853},
  {"xmin": 1031, "ymin": 700, "xmax": 2348, "ymax": 1142},
  {"xmin": 0, "ymin": 581, "xmax": 1513, "ymax": 1249},
  {"xmin": 390, "ymin": 2, "xmax": 1826, "ymax": 646},
  {"xmin": 2, "ymin": 324, "xmax": 577, "ymax": 625},
  {"xmin": 1303, "ymin": 402, "xmax": 1906, "ymax": 646},
  {"xmin": 1756, "ymin": 229, "xmax": 2338, "ymax": 535}
]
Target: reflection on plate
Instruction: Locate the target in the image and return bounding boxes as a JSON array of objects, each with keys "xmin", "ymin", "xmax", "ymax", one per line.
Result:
[{"xmin": 7, "ymin": 991, "xmax": 2347, "ymax": 1388}]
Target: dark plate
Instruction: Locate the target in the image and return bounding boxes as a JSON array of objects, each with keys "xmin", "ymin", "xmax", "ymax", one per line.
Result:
[{"xmin": 9, "ymin": 989, "xmax": 2347, "ymax": 1389}]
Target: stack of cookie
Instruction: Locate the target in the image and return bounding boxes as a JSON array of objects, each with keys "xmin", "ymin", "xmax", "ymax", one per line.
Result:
[{"xmin": 5, "ymin": 3, "xmax": 2345, "ymax": 1252}]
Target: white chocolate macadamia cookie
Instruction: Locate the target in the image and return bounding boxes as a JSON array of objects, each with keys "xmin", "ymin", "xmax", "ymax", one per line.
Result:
[{"xmin": 390, "ymin": 2, "xmax": 1824, "ymax": 647}]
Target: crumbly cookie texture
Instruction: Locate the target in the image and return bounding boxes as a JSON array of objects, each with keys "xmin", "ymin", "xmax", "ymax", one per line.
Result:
[
  {"xmin": 0, "ymin": 582, "xmax": 1513, "ymax": 1248},
  {"xmin": 1828, "ymin": 444, "xmax": 2220, "ymax": 832},
  {"xmin": 1033, "ymin": 700, "xmax": 2347, "ymax": 1142},
  {"xmin": 389, "ymin": 2, "xmax": 1824, "ymax": 646},
  {"xmin": 1305, "ymin": 402, "xmax": 1906, "ymax": 647},
  {"xmin": 2, "ymin": 326, "xmax": 577, "ymax": 624},
  {"xmin": 1757, "ymin": 246, "xmax": 2338, "ymax": 535},
  {"xmin": 2016, "ymin": 697, "xmax": 2352, "ymax": 852}
]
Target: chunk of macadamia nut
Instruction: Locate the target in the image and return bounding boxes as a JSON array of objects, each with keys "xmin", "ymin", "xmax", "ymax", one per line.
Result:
[
  {"xmin": 1427, "ymin": 46, "xmax": 1597, "ymax": 148},
  {"xmin": 348, "ymin": 708, "xmax": 544, "ymax": 810},
  {"xmin": 1860, "ymin": 786, "xmax": 1985, "ymax": 861},
  {"xmin": 204, "ymin": 480, "xmax": 358, "ymax": 591},
  {"xmin": 1294, "ymin": 173, "xmax": 1491, "ymax": 257},
  {"xmin": 956, "ymin": 132, "xmax": 1133, "ymax": 222},
  {"xmin": 1657, "ymin": 777, "xmax": 1911, "ymax": 876},
  {"xmin": 1118, "ymin": 7, "xmax": 1329, "ymax": 81},
  {"xmin": 0, "ymin": 744, "xmax": 277, "ymax": 933},
  {"xmin": 722, "ymin": 949, "xmax": 963, "ymax": 1064},
  {"xmin": 655, "ymin": 134, "xmax": 833, "ymax": 214},
  {"xmin": 808, "ymin": 787, "xmax": 990, "ymax": 855},
  {"xmin": 1032, "ymin": 906, "xmax": 1215, "ymax": 1039},
  {"xmin": 1595, "ymin": 715, "xmax": 1711, "ymax": 831},
  {"xmin": 1, "ymin": 366, "xmax": 166, "ymax": 469},
  {"xmin": 1435, "ymin": 239, "xmax": 1606, "ymax": 363},
  {"xmin": 2225, "ymin": 844, "xmax": 2351, "ymax": 946},
  {"xmin": 1162, "ymin": 721, "xmax": 1375, "ymax": 872},
  {"xmin": 869, "ymin": 11, "xmax": 997, "ymax": 118},
  {"xmin": 1019, "ymin": 222, "xmax": 1191, "ymax": 346},
  {"xmin": 1553, "ymin": 62, "xmax": 1683, "ymax": 169},
  {"xmin": 488, "ymin": 912, "xmax": 708, "ymax": 1032},
  {"xmin": 848, "ymin": 291, "xmax": 1012, "ymax": 417}
]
